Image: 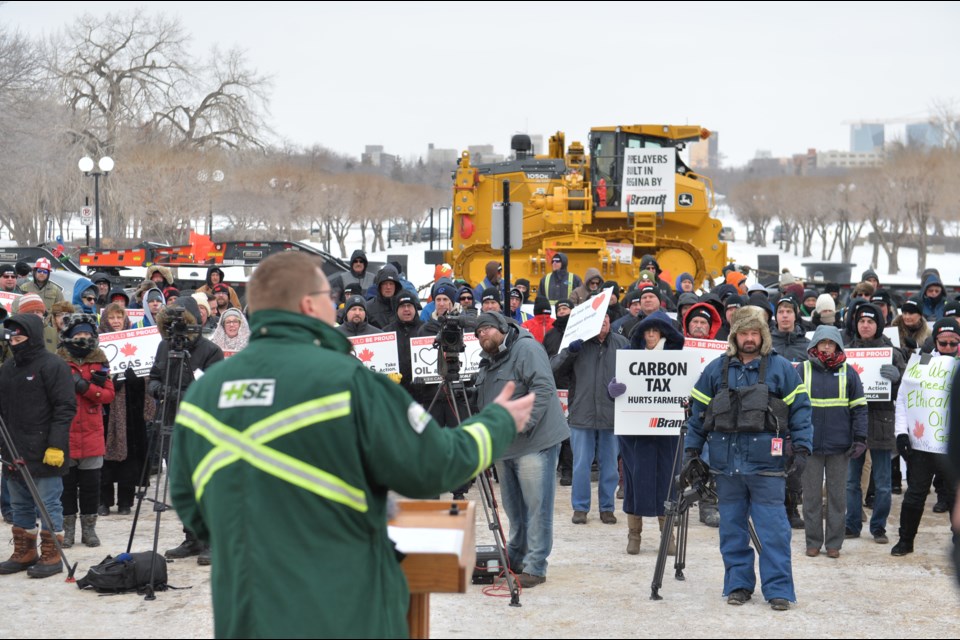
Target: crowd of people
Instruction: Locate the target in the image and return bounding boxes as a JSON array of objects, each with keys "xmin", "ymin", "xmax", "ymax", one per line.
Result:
[{"xmin": 0, "ymin": 249, "xmax": 956, "ymax": 619}]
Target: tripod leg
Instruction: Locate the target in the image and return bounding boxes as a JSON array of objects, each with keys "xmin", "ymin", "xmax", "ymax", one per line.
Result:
[
  {"xmin": 674, "ymin": 506, "xmax": 688, "ymax": 581},
  {"xmin": 127, "ymin": 423, "xmax": 161, "ymax": 554}
]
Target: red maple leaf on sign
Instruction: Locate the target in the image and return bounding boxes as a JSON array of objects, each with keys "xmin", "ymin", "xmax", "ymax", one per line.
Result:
[
  {"xmin": 852, "ymin": 363, "xmax": 864, "ymax": 375},
  {"xmin": 120, "ymin": 343, "xmax": 138, "ymax": 357},
  {"xmin": 358, "ymin": 348, "xmax": 375, "ymax": 362},
  {"xmin": 913, "ymin": 420, "xmax": 925, "ymax": 438}
]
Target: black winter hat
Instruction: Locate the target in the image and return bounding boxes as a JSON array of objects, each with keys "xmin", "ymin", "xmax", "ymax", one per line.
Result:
[
  {"xmin": 777, "ymin": 295, "xmax": 800, "ymax": 315},
  {"xmin": 0, "ymin": 264, "xmax": 15, "ymax": 277},
  {"xmin": 534, "ymin": 296, "xmax": 552, "ymax": 315},
  {"xmin": 606, "ymin": 281, "xmax": 621, "ymax": 299},
  {"xmin": 943, "ymin": 300, "xmax": 960, "ymax": 318},
  {"xmin": 638, "ymin": 285, "xmax": 662, "ymax": 303},
  {"xmin": 870, "ymin": 289, "xmax": 892, "ymax": 307},
  {"xmin": 724, "ymin": 294, "xmax": 745, "ymax": 310},
  {"xmin": 344, "ymin": 295, "xmax": 366, "ymax": 313},
  {"xmin": 343, "ymin": 282, "xmax": 363, "ymax": 297},
  {"xmin": 396, "ymin": 292, "xmax": 418, "ymax": 308},
  {"xmin": 901, "ymin": 296, "xmax": 922, "ymax": 314},
  {"xmin": 932, "ymin": 317, "xmax": 960, "ymax": 340},
  {"xmin": 510, "ymin": 287, "xmax": 523, "ymax": 300},
  {"xmin": 555, "ymin": 298, "xmax": 573, "ymax": 313},
  {"xmin": 861, "ymin": 268, "xmax": 880, "ymax": 284},
  {"xmin": 685, "ymin": 306, "xmax": 713, "ymax": 329},
  {"xmin": 824, "ymin": 282, "xmax": 841, "ymax": 294},
  {"xmin": 481, "ymin": 287, "xmax": 501, "ymax": 306}
]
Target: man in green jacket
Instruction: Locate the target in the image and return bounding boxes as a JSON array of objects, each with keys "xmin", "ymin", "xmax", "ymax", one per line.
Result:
[{"xmin": 170, "ymin": 252, "xmax": 533, "ymax": 639}]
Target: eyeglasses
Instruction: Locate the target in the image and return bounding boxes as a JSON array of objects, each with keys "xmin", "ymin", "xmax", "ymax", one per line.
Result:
[
  {"xmin": 82, "ymin": 296, "xmax": 96, "ymax": 302},
  {"xmin": 352, "ymin": 259, "xmax": 365, "ymax": 265},
  {"xmin": 223, "ymin": 319, "xmax": 241, "ymax": 326},
  {"xmin": 937, "ymin": 340, "xmax": 959, "ymax": 348},
  {"xmin": 36, "ymin": 269, "xmax": 50, "ymax": 275},
  {"xmin": 459, "ymin": 296, "xmax": 473, "ymax": 302},
  {"xmin": 551, "ymin": 258, "xmax": 561, "ymax": 263}
]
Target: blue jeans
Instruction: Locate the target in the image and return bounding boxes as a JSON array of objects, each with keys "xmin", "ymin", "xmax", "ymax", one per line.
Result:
[
  {"xmin": 716, "ymin": 474, "xmax": 795, "ymax": 602},
  {"xmin": 6, "ymin": 475, "xmax": 63, "ymax": 532},
  {"xmin": 495, "ymin": 444, "xmax": 560, "ymax": 577},
  {"xmin": 846, "ymin": 448, "xmax": 892, "ymax": 536},
  {"xmin": 0, "ymin": 473, "xmax": 10, "ymax": 519},
  {"xmin": 570, "ymin": 428, "xmax": 619, "ymax": 513}
]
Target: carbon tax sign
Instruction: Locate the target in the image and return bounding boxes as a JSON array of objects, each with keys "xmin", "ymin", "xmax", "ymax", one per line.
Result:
[{"xmin": 613, "ymin": 349, "xmax": 701, "ymax": 436}]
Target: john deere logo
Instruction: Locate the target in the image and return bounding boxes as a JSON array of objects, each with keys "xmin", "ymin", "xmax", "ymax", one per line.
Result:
[{"xmin": 678, "ymin": 193, "xmax": 694, "ymax": 207}]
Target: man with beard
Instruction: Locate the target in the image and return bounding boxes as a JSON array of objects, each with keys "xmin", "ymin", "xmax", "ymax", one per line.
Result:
[
  {"xmin": 684, "ymin": 307, "xmax": 813, "ymax": 611},
  {"xmin": 473, "ymin": 312, "xmax": 568, "ymax": 588}
]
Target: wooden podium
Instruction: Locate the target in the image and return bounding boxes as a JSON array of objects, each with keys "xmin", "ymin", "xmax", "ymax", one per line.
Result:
[{"xmin": 389, "ymin": 500, "xmax": 476, "ymax": 639}]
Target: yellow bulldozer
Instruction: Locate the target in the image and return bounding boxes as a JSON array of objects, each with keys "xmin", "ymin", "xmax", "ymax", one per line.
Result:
[{"xmin": 435, "ymin": 125, "xmax": 728, "ymax": 298}]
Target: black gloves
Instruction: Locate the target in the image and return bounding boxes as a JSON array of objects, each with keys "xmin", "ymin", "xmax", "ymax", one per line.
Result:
[
  {"xmin": 879, "ymin": 364, "xmax": 901, "ymax": 383},
  {"xmin": 90, "ymin": 370, "xmax": 108, "ymax": 388},
  {"xmin": 567, "ymin": 339, "xmax": 583, "ymax": 354},
  {"xmin": 786, "ymin": 448, "xmax": 809, "ymax": 477},
  {"xmin": 681, "ymin": 448, "xmax": 701, "ymax": 468},
  {"xmin": 896, "ymin": 434, "xmax": 912, "ymax": 458},
  {"xmin": 73, "ymin": 372, "xmax": 90, "ymax": 395}
]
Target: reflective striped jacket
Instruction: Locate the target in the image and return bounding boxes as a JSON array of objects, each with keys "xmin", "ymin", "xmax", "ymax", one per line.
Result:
[
  {"xmin": 800, "ymin": 359, "xmax": 868, "ymax": 455},
  {"xmin": 170, "ymin": 309, "xmax": 517, "ymax": 639},
  {"xmin": 685, "ymin": 353, "xmax": 813, "ymax": 475}
]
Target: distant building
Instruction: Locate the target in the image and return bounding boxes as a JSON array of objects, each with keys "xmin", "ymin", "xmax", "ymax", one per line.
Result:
[
  {"xmin": 906, "ymin": 122, "xmax": 943, "ymax": 148},
  {"xmin": 426, "ymin": 143, "xmax": 458, "ymax": 167},
  {"xmin": 689, "ymin": 131, "xmax": 720, "ymax": 170},
  {"xmin": 816, "ymin": 149, "xmax": 885, "ymax": 168},
  {"xmin": 361, "ymin": 145, "xmax": 398, "ymax": 173},
  {"xmin": 467, "ymin": 144, "xmax": 504, "ymax": 164},
  {"xmin": 850, "ymin": 123, "xmax": 885, "ymax": 152}
]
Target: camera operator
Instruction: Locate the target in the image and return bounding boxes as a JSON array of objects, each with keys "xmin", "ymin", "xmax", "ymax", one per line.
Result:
[
  {"xmin": 147, "ymin": 297, "xmax": 224, "ymax": 565},
  {"xmin": 417, "ymin": 284, "xmax": 477, "ymax": 499}
]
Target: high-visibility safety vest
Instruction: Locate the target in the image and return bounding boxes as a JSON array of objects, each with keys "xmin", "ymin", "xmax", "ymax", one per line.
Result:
[
  {"xmin": 543, "ymin": 272, "xmax": 574, "ymax": 304},
  {"xmin": 176, "ymin": 394, "xmax": 369, "ymax": 512},
  {"xmin": 800, "ymin": 360, "xmax": 868, "ymax": 409}
]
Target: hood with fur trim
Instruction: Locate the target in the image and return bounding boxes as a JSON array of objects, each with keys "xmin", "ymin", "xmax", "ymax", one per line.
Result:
[{"xmin": 726, "ymin": 306, "xmax": 773, "ymax": 358}]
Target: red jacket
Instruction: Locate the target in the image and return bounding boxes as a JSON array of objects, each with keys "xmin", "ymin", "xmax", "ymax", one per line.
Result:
[
  {"xmin": 522, "ymin": 315, "xmax": 555, "ymax": 344},
  {"xmin": 61, "ymin": 349, "xmax": 115, "ymax": 459}
]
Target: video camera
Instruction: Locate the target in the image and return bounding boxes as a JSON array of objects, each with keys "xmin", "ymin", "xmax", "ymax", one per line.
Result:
[
  {"xmin": 162, "ymin": 306, "xmax": 202, "ymax": 352},
  {"xmin": 433, "ymin": 313, "xmax": 473, "ymax": 381},
  {"xmin": 0, "ymin": 328, "xmax": 13, "ymax": 343}
]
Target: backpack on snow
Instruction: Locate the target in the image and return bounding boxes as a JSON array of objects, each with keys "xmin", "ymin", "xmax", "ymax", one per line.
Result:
[{"xmin": 76, "ymin": 551, "xmax": 169, "ymax": 594}]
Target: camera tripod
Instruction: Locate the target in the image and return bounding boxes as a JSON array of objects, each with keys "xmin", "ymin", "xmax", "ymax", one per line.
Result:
[
  {"xmin": 0, "ymin": 413, "xmax": 78, "ymax": 580},
  {"xmin": 650, "ymin": 421, "xmax": 762, "ymax": 600},
  {"xmin": 426, "ymin": 354, "xmax": 521, "ymax": 607},
  {"xmin": 127, "ymin": 340, "xmax": 192, "ymax": 600}
]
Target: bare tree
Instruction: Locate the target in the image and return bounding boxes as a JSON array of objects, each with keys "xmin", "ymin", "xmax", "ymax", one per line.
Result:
[{"xmin": 49, "ymin": 8, "xmax": 270, "ymax": 155}]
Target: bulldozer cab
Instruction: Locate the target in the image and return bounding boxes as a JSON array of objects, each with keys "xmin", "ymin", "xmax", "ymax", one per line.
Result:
[{"xmin": 589, "ymin": 128, "xmax": 693, "ymax": 211}]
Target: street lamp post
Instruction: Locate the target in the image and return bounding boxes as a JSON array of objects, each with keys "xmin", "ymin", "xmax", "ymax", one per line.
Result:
[
  {"xmin": 197, "ymin": 169, "xmax": 224, "ymax": 240},
  {"xmin": 79, "ymin": 156, "xmax": 114, "ymax": 250}
]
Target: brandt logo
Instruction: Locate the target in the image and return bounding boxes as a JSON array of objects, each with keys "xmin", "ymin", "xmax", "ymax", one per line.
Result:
[
  {"xmin": 678, "ymin": 193, "xmax": 694, "ymax": 207},
  {"xmin": 648, "ymin": 417, "xmax": 684, "ymax": 429}
]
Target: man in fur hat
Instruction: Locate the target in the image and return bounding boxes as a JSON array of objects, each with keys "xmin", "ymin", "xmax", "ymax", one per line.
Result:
[{"xmin": 683, "ymin": 306, "xmax": 813, "ymax": 611}]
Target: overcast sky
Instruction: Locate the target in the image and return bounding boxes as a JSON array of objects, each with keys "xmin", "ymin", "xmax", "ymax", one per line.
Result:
[{"xmin": 4, "ymin": 1, "xmax": 957, "ymax": 168}]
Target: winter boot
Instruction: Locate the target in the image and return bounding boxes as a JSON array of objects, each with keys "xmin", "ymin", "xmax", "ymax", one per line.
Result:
[
  {"xmin": 80, "ymin": 514, "xmax": 100, "ymax": 548},
  {"xmin": 0, "ymin": 526, "xmax": 39, "ymax": 574},
  {"xmin": 166, "ymin": 529, "xmax": 203, "ymax": 559},
  {"xmin": 197, "ymin": 544, "xmax": 211, "ymax": 566},
  {"xmin": 786, "ymin": 495, "xmax": 804, "ymax": 530},
  {"xmin": 27, "ymin": 530, "xmax": 63, "ymax": 578},
  {"xmin": 626, "ymin": 515, "xmax": 643, "ymax": 555},
  {"xmin": 62, "ymin": 515, "xmax": 76, "ymax": 549},
  {"xmin": 892, "ymin": 504, "xmax": 923, "ymax": 557},
  {"xmin": 658, "ymin": 516, "xmax": 677, "ymax": 556},
  {"xmin": 699, "ymin": 502, "xmax": 720, "ymax": 527}
]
